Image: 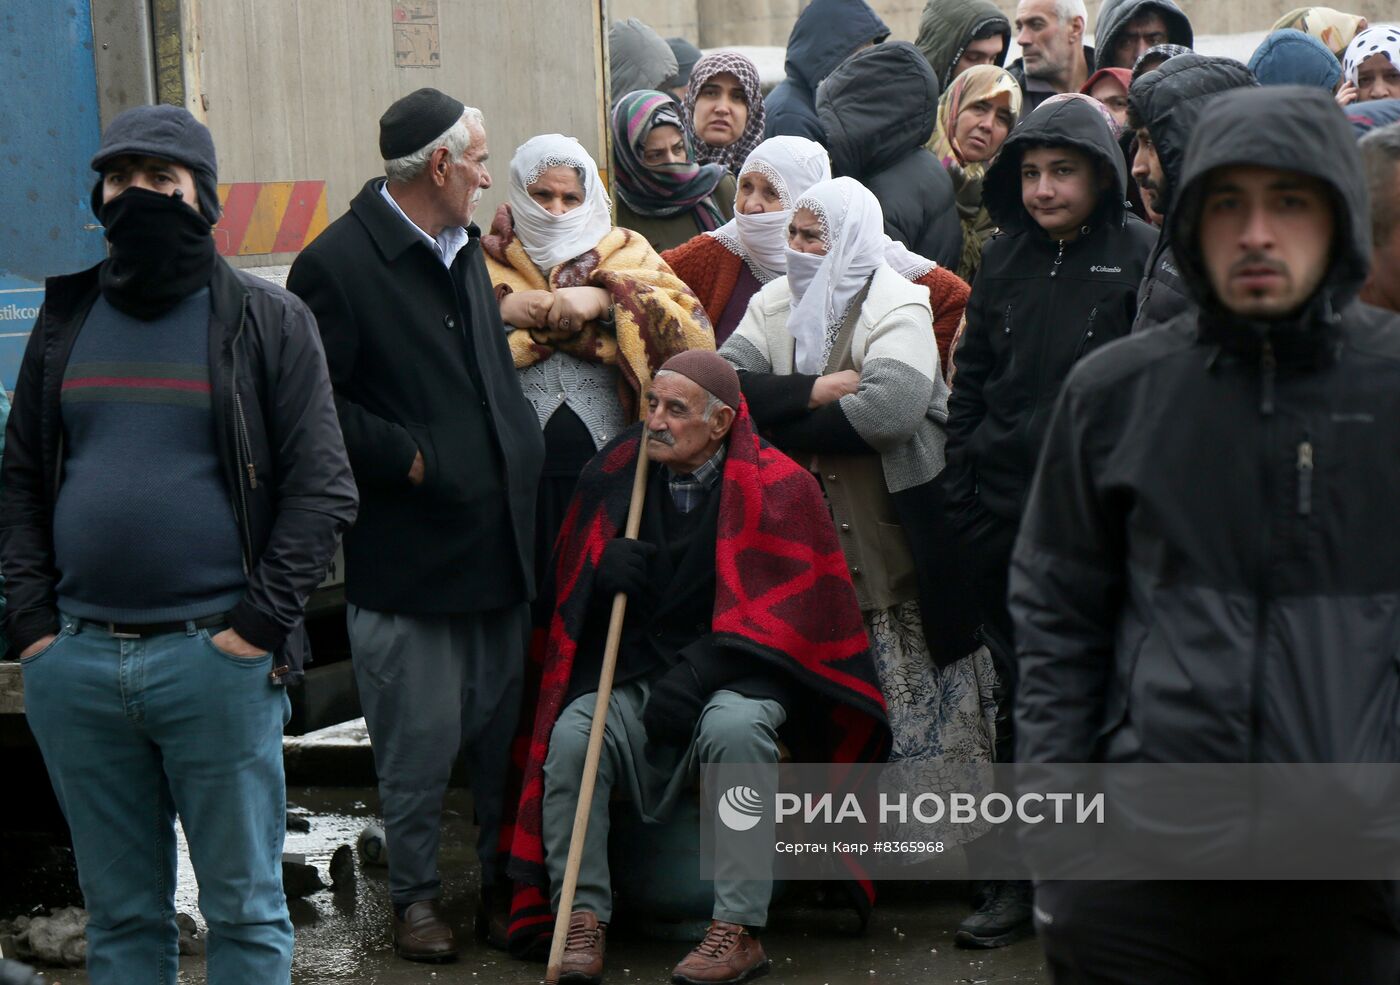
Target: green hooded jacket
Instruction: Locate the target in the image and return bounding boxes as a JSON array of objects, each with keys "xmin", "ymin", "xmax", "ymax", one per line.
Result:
[{"xmin": 915, "ymin": 0, "xmax": 1011, "ymax": 91}]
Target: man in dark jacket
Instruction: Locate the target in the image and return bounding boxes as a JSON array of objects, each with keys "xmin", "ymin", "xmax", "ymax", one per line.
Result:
[
  {"xmin": 763, "ymin": 0, "xmax": 888, "ymax": 143},
  {"xmin": 915, "ymin": 0, "xmax": 1012, "ymax": 93},
  {"xmin": 1008, "ymin": 0, "xmax": 1094, "ymax": 112},
  {"xmin": 944, "ymin": 93, "xmax": 1156, "ymax": 948},
  {"xmin": 1128, "ymin": 54, "xmax": 1257, "ymax": 332},
  {"xmin": 287, "ymin": 89, "xmax": 544, "ymax": 961},
  {"xmin": 816, "ymin": 41, "xmax": 963, "ymax": 271},
  {"xmin": 1093, "ymin": 0, "xmax": 1192, "ymax": 71},
  {"xmin": 1011, "ymin": 85, "xmax": 1400, "ymax": 984},
  {"xmin": 0, "ymin": 105, "xmax": 356, "ymax": 984}
]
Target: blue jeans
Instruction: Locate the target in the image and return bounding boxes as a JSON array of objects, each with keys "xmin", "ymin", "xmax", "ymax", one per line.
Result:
[{"xmin": 22, "ymin": 616, "xmax": 293, "ymax": 985}]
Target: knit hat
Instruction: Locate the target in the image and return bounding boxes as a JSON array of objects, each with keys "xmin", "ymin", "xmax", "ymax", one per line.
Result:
[
  {"xmin": 379, "ymin": 87, "xmax": 466, "ymax": 159},
  {"xmin": 659, "ymin": 350, "xmax": 741, "ymax": 410},
  {"xmin": 89, "ymin": 104, "xmax": 220, "ymax": 222},
  {"xmin": 662, "ymin": 36, "xmax": 703, "ymax": 92}
]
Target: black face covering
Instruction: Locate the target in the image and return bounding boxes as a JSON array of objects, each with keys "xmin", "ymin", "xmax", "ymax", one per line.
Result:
[{"xmin": 98, "ymin": 187, "xmax": 217, "ymax": 320}]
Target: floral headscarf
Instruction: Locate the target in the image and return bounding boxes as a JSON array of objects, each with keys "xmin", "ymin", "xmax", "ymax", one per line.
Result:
[
  {"xmin": 684, "ymin": 51, "xmax": 766, "ymax": 175},
  {"xmin": 1343, "ymin": 25, "xmax": 1400, "ymax": 86},
  {"xmin": 611, "ymin": 90, "xmax": 728, "ymax": 230},
  {"xmin": 929, "ymin": 65, "xmax": 1023, "ymax": 178},
  {"xmin": 1273, "ymin": 6, "xmax": 1369, "ymax": 56}
]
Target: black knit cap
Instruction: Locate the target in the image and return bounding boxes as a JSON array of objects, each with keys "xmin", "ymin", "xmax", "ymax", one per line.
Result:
[
  {"xmin": 89, "ymin": 104, "xmax": 221, "ymax": 222},
  {"xmin": 379, "ymin": 87, "xmax": 466, "ymax": 159}
]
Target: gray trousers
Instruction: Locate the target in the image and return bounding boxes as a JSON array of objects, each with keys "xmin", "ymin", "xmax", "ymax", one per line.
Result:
[
  {"xmin": 543, "ymin": 680, "xmax": 784, "ymax": 927},
  {"xmin": 348, "ymin": 603, "xmax": 528, "ymax": 906}
]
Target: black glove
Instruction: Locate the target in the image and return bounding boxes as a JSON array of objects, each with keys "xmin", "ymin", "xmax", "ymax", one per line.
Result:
[
  {"xmin": 642, "ymin": 661, "xmax": 708, "ymax": 746},
  {"xmin": 595, "ymin": 538, "xmax": 657, "ymax": 600}
]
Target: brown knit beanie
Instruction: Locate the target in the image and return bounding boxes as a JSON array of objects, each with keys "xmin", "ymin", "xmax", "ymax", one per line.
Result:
[{"xmin": 658, "ymin": 350, "xmax": 740, "ymax": 410}]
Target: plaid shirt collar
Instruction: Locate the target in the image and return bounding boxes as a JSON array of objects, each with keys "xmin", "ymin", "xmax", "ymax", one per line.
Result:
[{"xmin": 666, "ymin": 445, "xmax": 726, "ymax": 514}]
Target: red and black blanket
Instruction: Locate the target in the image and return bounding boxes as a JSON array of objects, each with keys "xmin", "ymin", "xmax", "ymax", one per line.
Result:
[{"xmin": 501, "ymin": 399, "xmax": 889, "ymax": 954}]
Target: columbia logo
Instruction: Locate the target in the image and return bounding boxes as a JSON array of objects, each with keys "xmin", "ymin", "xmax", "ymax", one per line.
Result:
[{"xmin": 1090, "ymin": 265, "xmax": 1122, "ymax": 274}]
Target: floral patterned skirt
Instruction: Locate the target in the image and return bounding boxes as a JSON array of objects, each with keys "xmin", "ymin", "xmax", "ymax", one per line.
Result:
[{"xmin": 865, "ymin": 600, "xmax": 999, "ymax": 850}]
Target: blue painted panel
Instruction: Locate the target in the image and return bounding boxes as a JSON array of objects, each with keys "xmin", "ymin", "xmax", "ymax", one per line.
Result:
[{"xmin": 0, "ymin": 2, "xmax": 105, "ymax": 391}]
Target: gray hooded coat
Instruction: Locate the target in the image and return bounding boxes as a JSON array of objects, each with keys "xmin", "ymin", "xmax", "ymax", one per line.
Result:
[
  {"xmin": 609, "ymin": 19, "xmax": 677, "ymax": 105},
  {"xmin": 1093, "ymin": 0, "xmax": 1194, "ymax": 70},
  {"xmin": 1012, "ymin": 86, "xmax": 1400, "ymax": 768}
]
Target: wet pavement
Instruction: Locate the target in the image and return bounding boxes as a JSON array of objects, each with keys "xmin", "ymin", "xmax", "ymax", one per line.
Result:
[{"xmin": 20, "ymin": 782, "xmax": 1047, "ymax": 984}]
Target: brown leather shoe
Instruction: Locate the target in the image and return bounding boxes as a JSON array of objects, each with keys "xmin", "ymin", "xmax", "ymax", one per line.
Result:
[
  {"xmin": 558, "ymin": 910, "xmax": 607, "ymax": 985},
  {"xmin": 392, "ymin": 899, "xmax": 458, "ymax": 962},
  {"xmin": 671, "ymin": 920, "xmax": 770, "ymax": 984}
]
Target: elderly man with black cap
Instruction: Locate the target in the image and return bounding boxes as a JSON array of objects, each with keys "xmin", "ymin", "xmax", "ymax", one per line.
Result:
[
  {"xmin": 500, "ymin": 349, "xmax": 889, "ymax": 984},
  {"xmin": 287, "ymin": 90, "xmax": 543, "ymax": 961},
  {"xmin": 0, "ymin": 105, "xmax": 357, "ymax": 984}
]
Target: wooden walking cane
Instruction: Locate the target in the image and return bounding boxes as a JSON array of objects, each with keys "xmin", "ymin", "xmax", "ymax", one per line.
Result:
[{"xmin": 545, "ymin": 434, "xmax": 651, "ymax": 984}]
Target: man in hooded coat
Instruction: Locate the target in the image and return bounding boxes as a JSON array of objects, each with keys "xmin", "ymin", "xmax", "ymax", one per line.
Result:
[
  {"xmin": 1127, "ymin": 54, "xmax": 1258, "ymax": 332},
  {"xmin": 763, "ymin": 0, "xmax": 889, "ymax": 144},
  {"xmin": 1014, "ymin": 84, "xmax": 1400, "ymax": 985},
  {"xmin": 1093, "ymin": 0, "xmax": 1193, "ymax": 71},
  {"xmin": 915, "ymin": 0, "xmax": 1012, "ymax": 93}
]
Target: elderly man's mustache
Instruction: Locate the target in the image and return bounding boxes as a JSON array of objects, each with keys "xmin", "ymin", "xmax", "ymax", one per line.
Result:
[{"xmin": 647, "ymin": 429, "xmax": 677, "ymax": 446}]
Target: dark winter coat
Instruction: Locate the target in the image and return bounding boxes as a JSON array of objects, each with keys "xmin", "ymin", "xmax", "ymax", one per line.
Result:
[
  {"xmin": 1011, "ymin": 86, "xmax": 1400, "ymax": 765},
  {"xmin": 763, "ymin": 0, "xmax": 889, "ymax": 144},
  {"xmin": 288, "ymin": 180, "xmax": 544, "ymax": 614},
  {"xmin": 1094, "ymin": 0, "xmax": 1194, "ymax": 71},
  {"xmin": 944, "ymin": 97, "xmax": 1156, "ymax": 530},
  {"xmin": 1127, "ymin": 54, "xmax": 1257, "ymax": 332},
  {"xmin": 915, "ymin": 0, "xmax": 1011, "ymax": 91},
  {"xmin": 0, "ymin": 258, "xmax": 358, "ymax": 678},
  {"xmin": 816, "ymin": 41, "xmax": 963, "ymax": 271}
]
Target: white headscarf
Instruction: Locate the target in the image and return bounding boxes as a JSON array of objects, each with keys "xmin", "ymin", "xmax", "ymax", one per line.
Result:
[
  {"xmin": 785, "ymin": 177, "xmax": 893, "ymax": 375},
  {"xmin": 507, "ymin": 134, "xmax": 614, "ymax": 274},
  {"xmin": 1343, "ymin": 25, "xmax": 1400, "ymax": 85},
  {"xmin": 709, "ymin": 136, "xmax": 831, "ymax": 282}
]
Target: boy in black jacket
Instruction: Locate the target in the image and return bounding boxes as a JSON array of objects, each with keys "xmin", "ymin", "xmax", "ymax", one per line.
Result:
[{"xmin": 942, "ymin": 92, "xmax": 1156, "ymax": 948}]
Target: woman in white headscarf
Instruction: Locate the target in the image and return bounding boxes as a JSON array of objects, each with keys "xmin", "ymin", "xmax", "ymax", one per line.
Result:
[
  {"xmin": 665, "ymin": 136, "xmax": 970, "ymax": 366},
  {"xmin": 719, "ymin": 177, "xmax": 996, "ymax": 837},
  {"xmin": 483, "ymin": 133, "xmax": 714, "ymax": 600}
]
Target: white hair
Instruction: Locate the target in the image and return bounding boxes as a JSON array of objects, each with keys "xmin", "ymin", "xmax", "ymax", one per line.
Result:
[
  {"xmin": 654, "ymin": 369, "xmax": 727, "ymax": 421},
  {"xmin": 383, "ymin": 106, "xmax": 486, "ymax": 183},
  {"xmin": 1054, "ymin": 0, "xmax": 1087, "ymax": 23}
]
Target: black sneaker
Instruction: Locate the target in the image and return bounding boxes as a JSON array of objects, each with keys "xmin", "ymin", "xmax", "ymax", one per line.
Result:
[{"xmin": 954, "ymin": 880, "xmax": 1034, "ymax": 949}]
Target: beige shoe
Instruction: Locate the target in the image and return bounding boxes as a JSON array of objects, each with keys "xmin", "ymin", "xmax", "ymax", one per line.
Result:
[{"xmin": 671, "ymin": 920, "xmax": 770, "ymax": 984}]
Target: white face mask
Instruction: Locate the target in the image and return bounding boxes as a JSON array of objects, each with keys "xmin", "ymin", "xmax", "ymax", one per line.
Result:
[
  {"xmin": 784, "ymin": 246, "xmax": 824, "ymax": 307},
  {"xmin": 733, "ymin": 210, "xmax": 793, "ymax": 282}
]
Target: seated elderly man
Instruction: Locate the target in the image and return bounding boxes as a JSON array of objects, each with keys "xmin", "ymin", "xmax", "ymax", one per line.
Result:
[{"xmin": 501, "ymin": 350, "xmax": 889, "ymax": 985}]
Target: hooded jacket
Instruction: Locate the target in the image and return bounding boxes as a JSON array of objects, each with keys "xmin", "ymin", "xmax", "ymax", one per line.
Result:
[
  {"xmin": 1094, "ymin": 0, "xmax": 1194, "ymax": 71},
  {"xmin": 1011, "ymin": 86, "xmax": 1400, "ymax": 766},
  {"xmin": 763, "ymin": 0, "xmax": 889, "ymax": 143},
  {"xmin": 944, "ymin": 97, "xmax": 1156, "ymax": 529},
  {"xmin": 915, "ymin": 0, "xmax": 1011, "ymax": 92},
  {"xmin": 816, "ymin": 41, "xmax": 963, "ymax": 270},
  {"xmin": 1247, "ymin": 29, "xmax": 1343, "ymax": 90},
  {"xmin": 609, "ymin": 18, "xmax": 677, "ymax": 104},
  {"xmin": 1127, "ymin": 54, "xmax": 1258, "ymax": 332}
]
